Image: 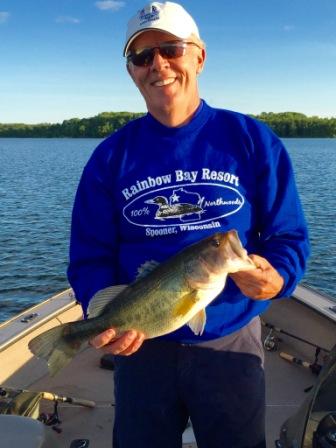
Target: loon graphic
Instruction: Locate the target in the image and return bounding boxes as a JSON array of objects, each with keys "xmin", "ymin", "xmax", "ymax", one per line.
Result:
[{"xmin": 145, "ymin": 196, "xmax": 204, "ymax": 221}]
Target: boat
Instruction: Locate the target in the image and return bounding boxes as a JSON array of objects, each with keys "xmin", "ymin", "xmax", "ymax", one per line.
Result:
[{"xmin": 0, "ymin": 283, "xmax": 335, "ymax": 447}]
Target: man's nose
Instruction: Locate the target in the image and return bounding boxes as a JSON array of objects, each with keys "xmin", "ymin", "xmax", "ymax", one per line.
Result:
[{"xmin": 150, "ymin": 48, "xmax": 170, "ymax": 70}]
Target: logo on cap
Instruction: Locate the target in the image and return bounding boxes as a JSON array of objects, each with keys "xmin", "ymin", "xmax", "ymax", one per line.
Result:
[{"xmin": 139, "ymin": 4, "xmax": 160, "ymax": 26}]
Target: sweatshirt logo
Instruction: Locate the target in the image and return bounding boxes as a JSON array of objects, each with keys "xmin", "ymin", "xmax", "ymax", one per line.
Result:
[
  {"xmin": 123, "ymin": 183, "xmax": 244, "ymax": 227},
  {"xmin": 145, "ymin": 189, "xmax": 204, "ymax": 222}
]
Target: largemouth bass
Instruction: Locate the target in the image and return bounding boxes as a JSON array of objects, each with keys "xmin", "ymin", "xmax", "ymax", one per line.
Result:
[{"xmin": 29, "ymin": 230, "xmax": 255, "ymax": 376}]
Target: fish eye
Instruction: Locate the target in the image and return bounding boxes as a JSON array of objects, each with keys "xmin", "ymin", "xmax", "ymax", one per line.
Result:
[{"xmin": 211, "ymin": 238, "xmax": 220, "ymax": 247}]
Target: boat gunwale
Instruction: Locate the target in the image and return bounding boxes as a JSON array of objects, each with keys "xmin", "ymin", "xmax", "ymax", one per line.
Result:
[
  {"xmin": 292, "ymin": 283, "xmax": 336, "ymax": 323},
  {"xmin": 0, "ymin": 288, "xmax": 78, "ymax": 352}
]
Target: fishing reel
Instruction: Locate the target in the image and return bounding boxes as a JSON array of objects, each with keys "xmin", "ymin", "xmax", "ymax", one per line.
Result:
[
  {"xmin": 38, "ymin": 400, "xmax": 62, "ymax": 433},
  {"xmin": 264, "ymin": 328, "xmax": 280, "ymax": 351},
  {"xmin": 313, "ymin": 413, "xmax": 336, "ymax": 447}
]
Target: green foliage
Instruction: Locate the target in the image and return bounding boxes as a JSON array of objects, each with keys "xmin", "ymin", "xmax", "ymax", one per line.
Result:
[
  {"xmin": 0, "ymin": 111, "xmax": 335, "ymax": 138},
  {"xmin": 0, "ymin": 111, "xmax": 145, "ymax": 138},
  {"xmin": 249, "ymin": 112, "xmax": 336, "ymax": 138}
]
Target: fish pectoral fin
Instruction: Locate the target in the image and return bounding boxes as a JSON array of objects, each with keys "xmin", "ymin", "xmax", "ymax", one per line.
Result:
[
  {"xmin": 187, "ymin": 308, "xmax": 206, "ymax": 336},
  {"xmin": 88, "ymin": 284, "xmax": 128, "ymax": 318},
  {"xmin": 172, "ymin": 291, "xmax": 199, "ymax": 319}
]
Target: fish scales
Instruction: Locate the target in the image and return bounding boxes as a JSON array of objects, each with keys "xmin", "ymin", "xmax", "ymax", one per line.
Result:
[
  {"xmin": 101, "ymin": 263, "xmax": 190, "ymax": 336},
  {"xmin": 28, "ymin": 230, "xmax": 256, "ymax": 376}
]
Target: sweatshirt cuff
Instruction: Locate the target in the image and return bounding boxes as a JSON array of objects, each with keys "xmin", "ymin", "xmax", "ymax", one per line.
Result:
[{"xmin": 272, "ymin": 266, "xmax": 293, "ymax": 299}]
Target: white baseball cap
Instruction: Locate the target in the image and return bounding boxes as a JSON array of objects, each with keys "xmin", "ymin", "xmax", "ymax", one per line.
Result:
[{"xmin": 123, "ymin": 1, "xmax": 200, "ymax": 56}]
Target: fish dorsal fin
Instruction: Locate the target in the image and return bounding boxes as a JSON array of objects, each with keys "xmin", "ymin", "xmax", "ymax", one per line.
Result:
[
  {"xmin": 187, "ymin": 309, "xmax": 206, "ymax": 336},
  {"xmin": 88, "ymin": 284, "xmax": 127, "ymax": 318},
  {"xmin": 136, "ymin": 260, "xmax": 160, "ymax": 280},
  {"xmin": 172, "ymin": 290, "xmax": 199, "ymax": 319}
]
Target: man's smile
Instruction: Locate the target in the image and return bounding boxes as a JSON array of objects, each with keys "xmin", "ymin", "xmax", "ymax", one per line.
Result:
[{"xmin": 151, "ymin": 77, "xmax": 176, "ymax": 87}]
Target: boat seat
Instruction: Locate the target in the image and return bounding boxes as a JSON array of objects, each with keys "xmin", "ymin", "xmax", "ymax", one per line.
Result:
[{"xmin": 0, "ymin": 414, "xmax": 59, "ymax": 447}]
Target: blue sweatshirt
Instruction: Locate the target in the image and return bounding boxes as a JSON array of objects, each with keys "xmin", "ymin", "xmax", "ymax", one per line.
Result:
[{"xmin": 67, "ymin": 101, "xmax": 310, "ymax": 342}]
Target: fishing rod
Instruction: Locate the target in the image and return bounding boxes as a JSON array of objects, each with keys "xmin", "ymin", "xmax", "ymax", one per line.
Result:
[
  {"xmin": 0, "ymin": 387, "xmax": 96, "ymax": 408},
  {"xmin": 261, "ymin": 320, "xmax": 331, "ymax": 353},
  {"xmin": 279, "ymin": 351, "xmax": 322, "ymax": 375},
  {"xmin": 0, "ymin": 387, "xmax": 96, "ymax": 434},
  {"xmin": 41, "ymin": 392, "xmax": 96, "ymax": 408},
  {"xmin": 39, "ymin": 391, "xmax": 95, "ymax": 433}
]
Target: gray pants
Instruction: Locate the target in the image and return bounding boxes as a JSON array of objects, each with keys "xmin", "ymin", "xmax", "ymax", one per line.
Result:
[{"xmin": 113, "ymin": 317, "xmax": 265, "ymax": 448}]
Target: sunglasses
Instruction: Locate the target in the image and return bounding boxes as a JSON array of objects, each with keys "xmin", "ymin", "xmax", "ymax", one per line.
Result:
[{"xmin": 126, "ymin": 41, "xmax": 200, "ymax": 67}]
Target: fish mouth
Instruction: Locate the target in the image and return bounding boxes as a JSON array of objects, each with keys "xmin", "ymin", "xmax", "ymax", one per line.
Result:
[
  {"xmin": 204, "ymin": 231, "xmax": 256, "ymax": 274},
  {"xmin": 220, "ymin": 230, "xmax": 249, "ymax": 257},
  {"xmin": 222, "ymin": 230, "xmax": 256, "ymax": 271}
]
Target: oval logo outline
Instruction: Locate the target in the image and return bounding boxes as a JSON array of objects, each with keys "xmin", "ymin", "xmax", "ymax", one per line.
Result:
[{"xmin": 122, "ymin": 182, "xmax": 245, "ymax": 228}]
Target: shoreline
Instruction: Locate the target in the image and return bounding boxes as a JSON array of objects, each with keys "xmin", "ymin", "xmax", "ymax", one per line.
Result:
[{"xmin": 1, "ymin": 112, "xmax": 336, "ymax": 139}]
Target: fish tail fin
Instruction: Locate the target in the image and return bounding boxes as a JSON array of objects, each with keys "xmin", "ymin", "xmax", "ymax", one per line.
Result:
[{"xmin": 28, "ymin": 324, "xmax": 82, "ymax": 376}]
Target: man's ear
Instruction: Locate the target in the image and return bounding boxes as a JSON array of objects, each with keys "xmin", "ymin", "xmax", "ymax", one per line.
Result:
[{"xmin": 196, "ymin": 48, "xmax": 206, "ymax": 75}]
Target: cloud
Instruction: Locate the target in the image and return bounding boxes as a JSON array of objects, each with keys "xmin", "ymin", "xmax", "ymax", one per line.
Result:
[
  {"xmin": 0, "ymin": 11, "xmax": 10, "ymax": 23},
  {"xmin": 95, "ymin": 1, "xmax": 125, "ymax": 11},
  {"xmin": 56, "ymin": 16, "xmax": 81, "ymax": 24},
  {"xmin": 283, "ymin": 25, "xmax": 295, "ymax": 32}
]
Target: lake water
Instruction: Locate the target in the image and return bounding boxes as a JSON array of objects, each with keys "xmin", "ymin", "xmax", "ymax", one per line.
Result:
[{"xmin": 0, "ymin": 137, "xmax": 335, "ymax": 323}]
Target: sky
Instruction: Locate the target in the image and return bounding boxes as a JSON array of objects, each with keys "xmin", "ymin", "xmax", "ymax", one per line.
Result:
[{"xmin": 0, "ymin": 0, "xmax": 335, "ymax": 124}]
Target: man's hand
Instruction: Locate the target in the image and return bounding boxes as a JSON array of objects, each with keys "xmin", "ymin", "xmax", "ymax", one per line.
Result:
[
  {"xmin": 230, "ymin": 254, "xmax": 284, "ymax": 300},
  {"xmin": 90, "ymin": 329, "xmax": 145, "ymax": 356}
]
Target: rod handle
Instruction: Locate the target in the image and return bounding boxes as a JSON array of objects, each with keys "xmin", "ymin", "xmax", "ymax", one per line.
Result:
[
  {"xmin": 280, "ymin": 351, "xmax": 310, "ymax": 368},
  {"xmin": 42, "ymin": 392, "xmax": 96, "ymax": 408}
]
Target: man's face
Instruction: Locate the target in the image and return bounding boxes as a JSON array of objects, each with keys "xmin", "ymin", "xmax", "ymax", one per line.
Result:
[{"xmin": 127, "ymin": 31, "xmax": 205, "ymax": 118}]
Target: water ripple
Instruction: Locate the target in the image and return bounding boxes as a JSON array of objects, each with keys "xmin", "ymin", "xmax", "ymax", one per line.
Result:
[{"xmin": 0, "ymin": 137, "xmax": 335, "ymax": 323}]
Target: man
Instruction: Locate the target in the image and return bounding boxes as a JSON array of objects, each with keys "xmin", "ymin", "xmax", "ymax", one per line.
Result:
[{"xmin": 67, "ymin": 2, "xmax": 310, "ymax": 447}]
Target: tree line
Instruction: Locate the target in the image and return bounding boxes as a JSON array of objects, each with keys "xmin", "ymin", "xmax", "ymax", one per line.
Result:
[
  {"xmin": 251, "ymin": 112, "xmax": 336, "ymax": 138},
  {"xmin": 0, "ymin": 111, "xmax": 335, "ymax": 138},
  {"xmin": 0, "ymin": 112, "xmax": 144, "ymax": 138}
]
